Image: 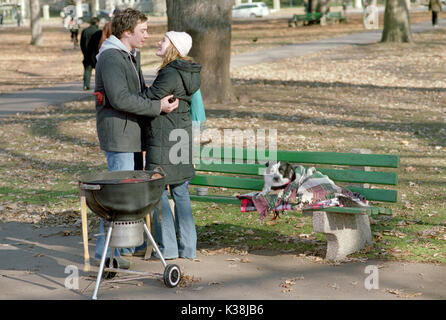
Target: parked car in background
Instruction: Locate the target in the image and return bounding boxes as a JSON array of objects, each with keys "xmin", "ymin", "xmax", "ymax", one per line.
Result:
[{"xmin": 232, "ymin": 2, "xmax": 270, "ymax": 18}]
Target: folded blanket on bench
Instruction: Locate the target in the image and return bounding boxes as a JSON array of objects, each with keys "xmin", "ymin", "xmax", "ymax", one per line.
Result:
[{"xmin": 237, "ymin": 165, "xmax": 368, "ymax": 221}]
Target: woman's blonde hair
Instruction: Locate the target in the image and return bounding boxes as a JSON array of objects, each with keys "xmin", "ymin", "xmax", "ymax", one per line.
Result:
[{"xmin": 158, "ymin": 40, "xmax": 193, "ymax": 73}]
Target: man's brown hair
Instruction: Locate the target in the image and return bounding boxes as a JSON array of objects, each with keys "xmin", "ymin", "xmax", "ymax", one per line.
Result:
[{"xmin": 112, "ymin": 8, "xmax": 148, "ymax": 39}]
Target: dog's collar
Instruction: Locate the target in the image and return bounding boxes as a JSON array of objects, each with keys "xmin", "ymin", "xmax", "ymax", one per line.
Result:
[
  {"xmin": 271, "ymin": 182, "xmax": 291, "ymax": 190},
  {"xmin": 271, "ymin": 172, "xmax": 296, "ymax": 190}
]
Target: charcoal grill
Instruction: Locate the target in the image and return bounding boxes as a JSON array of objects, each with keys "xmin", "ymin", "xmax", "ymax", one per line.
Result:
[{"xmin": 79, "ymin": 168, "xmax": 181, "ymax": 300}]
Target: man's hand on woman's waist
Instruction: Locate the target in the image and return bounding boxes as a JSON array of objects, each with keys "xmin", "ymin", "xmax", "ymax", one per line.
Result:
[{"xmin": 160, "ymin": 94, "xmax": 179, "ymax": 114}]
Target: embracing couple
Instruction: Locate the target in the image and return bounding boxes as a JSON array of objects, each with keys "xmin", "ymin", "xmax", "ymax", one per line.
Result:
[{"xmin": 93, "ymin": 8, "xmax": 200, "ymax": 267}]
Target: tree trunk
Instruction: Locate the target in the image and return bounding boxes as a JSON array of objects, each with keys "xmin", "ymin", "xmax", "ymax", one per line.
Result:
[
  {"xmin": 152, "ymin": 0, "xmax": 167, "ymax": 16},
  {"xmin": 91, "ymin": 0, "xmax": 98, "ymax": 17},
  {"xmin": 381, "ymin": 0, "xmax": 412, "ymax": 43},
  {"xmin": 166, "ymin": 0, "xmax": 233, "ymax": 103},
  {"xmin": 29, "ymin": 0, "xmax": 42, "ymax": 46}
]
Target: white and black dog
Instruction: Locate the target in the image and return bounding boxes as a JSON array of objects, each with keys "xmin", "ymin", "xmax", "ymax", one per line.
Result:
[{"xmin": 260, "ymin": 161, "xmax": 296, "ymax": 195}]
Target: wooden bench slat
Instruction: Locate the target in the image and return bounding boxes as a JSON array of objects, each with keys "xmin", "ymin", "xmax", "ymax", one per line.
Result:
[
  {"xmin": 318, "ymin": 168, "xmax": 398, "ymax": 185},
  {"xmin": 190, "ymin": 174, "xmax": 263, "ymax": 191},
  {"xmin": 278, "ymin": 151, "xmax": 399, "ymax": 168},
  {"xmin": 188, "ymin": 194, "xmax": 240, "ymax": 205},
  {"xmin": 194, "ymin": 163, "xmax": 398, "ymax": 186},
  {"xmin": 189, "ymin": 177, "xmax": 397, "ymax": 202},
  {"xmin": 190, "ymin": 177, "xmax": 397, "ymax": 203},
  {"xmin": 198, "ymin": 147, "xmax": 399, "ymax": 168},
  {"xmin": 347, "ymin": 186, "xmax": 397, "ymax": 203},
  {"xmin": 303, "ymin": 206, "xmax": 391, "ymax": 216},
  {"xmin": 195, "ymin": 163, "xmax": 263, "ymax": 176}
]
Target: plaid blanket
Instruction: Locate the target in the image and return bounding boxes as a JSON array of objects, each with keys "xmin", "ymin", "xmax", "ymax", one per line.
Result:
[{"xmin": 237, "ymin": 165, "xmax": 368, "ymax": 221}]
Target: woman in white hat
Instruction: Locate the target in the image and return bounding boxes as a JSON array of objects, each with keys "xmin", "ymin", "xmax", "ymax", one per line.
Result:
[{"xmin": 140, "ymin": 31, "xmax": 201, "ymax": 259}]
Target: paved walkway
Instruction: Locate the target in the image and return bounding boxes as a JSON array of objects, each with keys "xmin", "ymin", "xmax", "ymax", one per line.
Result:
[
  {"xmin": 0, "ymin": 17, "xmax": 444, "ymax": 117},
  {"xmin": 0, "ymin": 221, "xmax": 445, "ymax": 301}
]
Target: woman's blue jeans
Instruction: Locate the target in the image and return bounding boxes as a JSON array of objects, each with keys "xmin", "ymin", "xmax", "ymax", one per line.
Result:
[
  {"xmin": 94, "ymin": 151, "xmax": 139, "ymax": 260},
  {"xmin": 152, "ymin": 181, "xmax": 197, "ymax": 259}
]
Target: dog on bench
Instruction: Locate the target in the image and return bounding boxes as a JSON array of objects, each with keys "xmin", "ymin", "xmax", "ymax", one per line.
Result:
[{"xmin": 260, "ymin": 161, "xmax": 296, "ymax": 195}]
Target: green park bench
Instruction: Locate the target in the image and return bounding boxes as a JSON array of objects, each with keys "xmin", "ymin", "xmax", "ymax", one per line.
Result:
[
  {"xmin": 288, "ymin": 12, "xmax": 323, "ymax": 27},
  {"xmin": 186, "ymin": 147, "xmax": 399, "ymax": 260},
  {"xmin": 326, "ymin": 11, "xmax": 347, "ymax": 24},
  {"xmin": 288, "ymin": 11, "xmax": 346, "ymax": 27}
]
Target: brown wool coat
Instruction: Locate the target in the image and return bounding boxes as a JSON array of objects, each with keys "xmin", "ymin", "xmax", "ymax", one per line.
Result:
[{"xmin": 429, "ymin": 0, "xmax": 442, "ymax": 12}]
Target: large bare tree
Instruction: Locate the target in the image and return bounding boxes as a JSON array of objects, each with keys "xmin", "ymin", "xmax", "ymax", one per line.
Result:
[
  {"xmin": 29, "ymin": 0, "xmax": 42, "ymax": 45},
  {"xmin": 166, "ymin": 0, "xmax": 234, "ymax": 103},
  {"xmin": 381, "ymin": 0, "xmax": 412, "ymax": 43}
]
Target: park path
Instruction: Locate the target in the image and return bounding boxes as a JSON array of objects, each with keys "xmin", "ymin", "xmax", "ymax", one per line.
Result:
[{"xmin": 0, "ymin": 16, "xmax": 443, "ymax": 117}]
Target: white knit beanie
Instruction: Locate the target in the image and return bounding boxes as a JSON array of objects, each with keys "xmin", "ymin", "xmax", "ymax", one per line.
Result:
[{"xmin": 165, "ymin": 31, "xmax": 192, "ymax": 57}]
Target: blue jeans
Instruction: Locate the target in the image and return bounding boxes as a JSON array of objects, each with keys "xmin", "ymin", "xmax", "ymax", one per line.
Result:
[
  {"xmin": 152, "ymin": 181, "xmax": 197, "ymax": 259},
  {"xmin": 94, "ymin": 151, "xmax": 141, "ymax": 260}
]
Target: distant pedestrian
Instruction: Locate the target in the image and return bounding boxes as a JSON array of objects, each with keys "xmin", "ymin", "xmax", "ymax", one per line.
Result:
[
  {"xmin": 0, "ymin": 12, "xmax": 4, "ymax": 25},
  {"xmin": 69, "ymin": 17, "xmax": 80, "ymax": 46},
  {"xmin": 80, "ymin": 17, "xmax": 99, "ymax": 90},
  {"xmin": 429, "ymin": 0, "xmax": 442, "ymax": 27},
  {"xmin": 63, "ymin": 14, "xmax": 71, "ymax": 29},
  {"xmin": 84, "ymin": 21, "xmax": 112, "ymax": 73},
  {"xmin": 16, "ymin": 9, "xmax": 22, "ymax": 27}
]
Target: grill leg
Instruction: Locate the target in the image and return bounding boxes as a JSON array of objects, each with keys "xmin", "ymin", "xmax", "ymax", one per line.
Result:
[
  {"xmin": 92, "ymin": 222, "xmax": 113, "ymax": 300},
  {"xmin": 143, "ymin": 222, "xmax": 167, "ymax": 268}
]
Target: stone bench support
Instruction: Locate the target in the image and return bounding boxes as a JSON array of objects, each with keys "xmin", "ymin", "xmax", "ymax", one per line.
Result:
[{"xmin": 304, "ymin": 211, "xmax": 373, "ymax": 260}]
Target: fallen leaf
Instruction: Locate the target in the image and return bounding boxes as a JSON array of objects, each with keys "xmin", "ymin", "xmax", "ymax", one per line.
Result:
[
  {"xmin": 386, "ymin": 288, "xmax": 422, "ymax": 299},
  {"xmin": 329, "ymin": 283, "xmax": 339, "ymax": 290}
]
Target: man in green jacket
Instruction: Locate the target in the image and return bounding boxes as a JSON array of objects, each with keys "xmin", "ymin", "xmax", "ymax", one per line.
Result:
[
  {"xmin": 80, "ymin": 17, "xmax": 99, "ymax": 90},
  {"xmin": 93, "ymin": 8, "xmax": 179, "ymax": 266}
]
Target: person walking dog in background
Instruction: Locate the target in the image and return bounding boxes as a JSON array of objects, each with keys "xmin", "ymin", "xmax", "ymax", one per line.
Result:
[
  {"xmin": 93, "ymin": 8, "xmax": 179, "ymax": 267},
  {"xmin": 80, "ymin": 17, "xmax": 99, "ymax": 90},
  {"xmin": 140, "ymin": 31, "xmax": 201, "ymax": 260},
  {"xmin": 429, "ymin": 0, "xmax": 442, "ymax": 27}
]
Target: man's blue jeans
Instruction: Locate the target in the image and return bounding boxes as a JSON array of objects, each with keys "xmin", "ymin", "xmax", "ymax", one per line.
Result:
[
  {"xmin": 94, "ymin": 151, "xmax": 137, "ymax": 260},
  {"xmin": 152, "ymin": 181, "xmax": 197, "ymax": 259}
]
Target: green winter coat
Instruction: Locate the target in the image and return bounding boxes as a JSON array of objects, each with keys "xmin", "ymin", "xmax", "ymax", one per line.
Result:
[
  {"xmin": 80, "ymin": 24, "xmax": 99, "ymax": 67},
  {"xmin": 95, "ymin": 35, "xmax": 162, "ymax": 153},
  {"xmin": 141, "ymin": 58, "xmax": 202, "ymax": 185}
]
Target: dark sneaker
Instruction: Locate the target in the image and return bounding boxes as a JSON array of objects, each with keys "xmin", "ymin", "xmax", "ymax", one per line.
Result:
[
  {"xmin": 115, "ymin": 256, "xmax": 131, "ymax": 269},
  {"xmin": 92, "ymin": 256, "xmax": 131, "ymax": 269}
]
